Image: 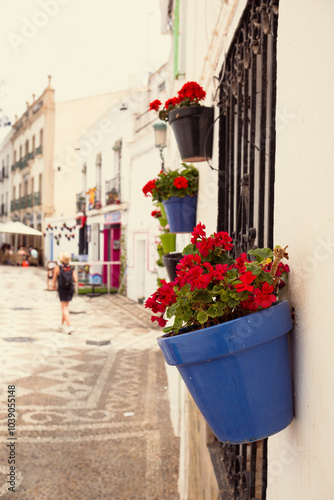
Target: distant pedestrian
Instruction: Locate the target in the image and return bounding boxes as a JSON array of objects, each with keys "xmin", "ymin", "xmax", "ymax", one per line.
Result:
[{"xmin": 52, "ymin": 252, "xmax": 77, "ymax": 334}]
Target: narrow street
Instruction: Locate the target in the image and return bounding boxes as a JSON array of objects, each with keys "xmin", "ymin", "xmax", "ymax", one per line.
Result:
[{"xmin": 0, "ymin": 266, "xmax": 179, "ymax": 500}]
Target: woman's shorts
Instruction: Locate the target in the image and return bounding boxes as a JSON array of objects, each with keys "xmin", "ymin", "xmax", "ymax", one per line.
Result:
[{"xmin": 58, "ymin": 286, "xmax": 74, "ymax": 302}]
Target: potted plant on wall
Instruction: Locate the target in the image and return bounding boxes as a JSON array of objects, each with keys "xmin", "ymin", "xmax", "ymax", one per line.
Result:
[
  {"xmin": 142, "ymin": 163, "xmax": 199, "ymax": 233},
  {"xmin": 145, "ymin": 223, "xmax": 293, "ymax": 444},
  {"xmin": 149, "ymin": 81, "xmax": 214, "ymax": 162}
]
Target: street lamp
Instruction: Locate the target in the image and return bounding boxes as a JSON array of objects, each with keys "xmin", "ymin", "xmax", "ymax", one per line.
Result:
[{"xmin": 153, "ymin": 121, "xmax": 167, "ymax": 171}]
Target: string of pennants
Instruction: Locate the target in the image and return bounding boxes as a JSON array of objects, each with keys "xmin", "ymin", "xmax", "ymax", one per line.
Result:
[{"xmin": 43, "ymin": 222, "xmax": 76, "ymax": 245}]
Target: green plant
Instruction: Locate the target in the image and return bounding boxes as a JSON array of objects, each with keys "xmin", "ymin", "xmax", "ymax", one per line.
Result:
[
  {"xmin": 149, "ymin": 81, "xmax": 206, "ymax": 122},
  {"xmin": 145, "ymin": 223, "xmax": 290, "ymax": 334},
  {"xmin": 142, "ymin": 163, "xmax": 199, "ymax": 203}
]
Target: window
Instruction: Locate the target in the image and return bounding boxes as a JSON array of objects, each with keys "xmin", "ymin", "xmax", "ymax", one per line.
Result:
[
  {"xmin": 32, "ymin": 135, "xmax": 35, "ymax": 153},
  {"xmin": 95, "ymin": 154, "xmax": 102, "ymax": 207},
  {"xmin": 113, "ymin": 140, "xmax": 122, "ymax": 201},
  {"xmin": 40, "ymin": 129, "xmax": 43, "ymax": 148},
  {"xmin": 215, "ymin": 1, "xmax": 280, "ymax": 497}
]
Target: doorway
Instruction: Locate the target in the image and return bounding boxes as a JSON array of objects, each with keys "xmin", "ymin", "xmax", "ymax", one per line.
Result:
[{"xmin": 103, "ymin": 223, "xmax": 120, "ymax": 287}]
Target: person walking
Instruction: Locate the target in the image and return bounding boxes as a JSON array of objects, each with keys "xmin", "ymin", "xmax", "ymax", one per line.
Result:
[{"xmin": 52, "ymin": 252, "xmax": 77, "ymax": 334}]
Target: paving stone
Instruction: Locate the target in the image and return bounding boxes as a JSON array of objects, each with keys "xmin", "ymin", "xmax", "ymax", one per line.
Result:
[{"xmin": 0, "ymin": 266, "xmax": 179, "ymax": 499}]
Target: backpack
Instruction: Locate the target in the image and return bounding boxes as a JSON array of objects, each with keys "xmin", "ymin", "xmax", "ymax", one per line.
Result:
[{"xmin": 59, "ymin": 264, "xmax": 74, "ymax": 289}]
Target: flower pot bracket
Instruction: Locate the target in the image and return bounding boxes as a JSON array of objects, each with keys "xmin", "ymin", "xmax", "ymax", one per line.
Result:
[{"xmin": 158, "ymin": 300, "xmax": 292, "ymax": 367}]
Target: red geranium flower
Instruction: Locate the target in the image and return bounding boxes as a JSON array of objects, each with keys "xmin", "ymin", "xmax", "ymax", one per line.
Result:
[
  {"xmin": 149, "ymin": 99, "xmax": 161, "ymax": 111},
  {"xmin": 191, "ymin": 222, "xmax": 206, "ymax": 244},
  {"xmin": 173, "ymin": 176, "xmax": 188, "ymax": 189},
  {"xmin": 177, "ymin": 81, "xmax": 206, "ymax": 102},
  {"xmin": 254, "ymin": 282, "xmax": 277, "ymax": 308},
  {"xmin": 142, "ymin": 179, "xmax": 156, "ymax": 197},
  {"xmin": 235, "ymin": 271, "xmax": 257, "ymax": 292},
  {"xmin": 151, "ymin": 315, "xmax": 168, "ymax": 327}
]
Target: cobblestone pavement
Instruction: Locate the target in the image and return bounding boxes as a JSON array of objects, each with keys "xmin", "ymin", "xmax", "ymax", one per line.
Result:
[{"xmin": 0, "ymin": 266, "xmax": 180, "ymax": 500}]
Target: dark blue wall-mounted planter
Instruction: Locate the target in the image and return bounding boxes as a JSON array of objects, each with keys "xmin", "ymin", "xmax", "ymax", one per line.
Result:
[
  {"xmin": 169, "ymin": 106, "xmax": 214, "ymax": 162},
  {"xmin": 157, "ymin": 300, "xmax": 294, "ymax": 444},
  {"xmin": 163, "ymin": 195, "xmax": 197, "ymax": 233}
]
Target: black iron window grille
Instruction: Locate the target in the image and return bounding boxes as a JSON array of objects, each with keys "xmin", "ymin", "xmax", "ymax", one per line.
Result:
[
  {"xmin": 213, "ymin": 1, "xmax": 279, "ymax": 499},
  {"xmin": 217, "ymin": 0, "xmax": 279, "ymax": 258}
]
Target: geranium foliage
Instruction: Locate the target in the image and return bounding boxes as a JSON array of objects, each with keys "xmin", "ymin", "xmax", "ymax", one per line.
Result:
[{"xmin": 145, "ymin": 223, "xmax": 290, "ymax": 335}]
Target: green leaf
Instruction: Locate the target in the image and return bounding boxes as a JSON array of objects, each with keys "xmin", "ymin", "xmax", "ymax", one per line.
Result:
[
  {"xmin": 215, "ymin": 301, "xmax": 227, "ymax": 316},
  {"xmin": 227, "ymin": 296, "xmax": 239, "ymax": 308},
  {"xmin": 207, "ymin": 305, "xmax": 218, "ymax": 318},
  {"xmin": 219, "ymin": 289, "xmax": 230, "ymax": 302},
  {"xmin": 197, "ymin": 310, "xmax": 208, "ymax": 324},
  {"xmin": 193, "ymin": 289, "xmax": 212, "ymax": 303},
  {"xmin": 182, "ymin": 243, "xmax": 198, "ymax": 256},
  {"xmin": 248, "ymin": 247, "xmax": 273, "ymax": 263}
]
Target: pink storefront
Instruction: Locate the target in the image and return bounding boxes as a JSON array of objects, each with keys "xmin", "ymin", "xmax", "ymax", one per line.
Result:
[{"xmin": 102, "ymin": 212, "xmax": 121, "ymax": 288}]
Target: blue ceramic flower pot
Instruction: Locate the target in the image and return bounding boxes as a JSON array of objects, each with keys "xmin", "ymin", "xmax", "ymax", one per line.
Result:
[
  {"xmin": 163, "ymin": 195, "xmax": 197, "ymax": 233},
  {"xmin": 157, "ymin": 300, "xmax": 294, "ymax": 444}
]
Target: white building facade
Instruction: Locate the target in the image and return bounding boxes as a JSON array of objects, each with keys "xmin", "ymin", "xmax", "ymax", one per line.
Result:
[{"xmin": 149, "ymin": 1, "xmax": 334, "ymax": 499}]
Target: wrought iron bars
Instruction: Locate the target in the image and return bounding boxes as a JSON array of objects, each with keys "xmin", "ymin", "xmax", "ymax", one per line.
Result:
[
  {"xmin": 217, "ymin": 0, "xmax": 279, "ymax": 258},
  {"xmin": 215, "ymin": 1, "xmax": 279, "ymax": 498}
]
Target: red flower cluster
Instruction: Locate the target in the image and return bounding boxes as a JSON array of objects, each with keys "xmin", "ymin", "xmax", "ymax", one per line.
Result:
[
  {"xmin": 173, "ymin": 176, "xmax": 188, "ymax": 189},
  {"xmin": 191, "ymin": 224, "xmax": 233, "ymax": 258},
  {"xmin": 145, "ymin": 280, "xmax": 177, "ymax": 327},
  {"xmin": 149, "ymin": 81, "xmax": 207, "ymax": 122},
  {"xmin": 151, "ymin": 210, "xmax": 162, "ymax": 219},
  {"xmin": 142, "ymin": 179, "xmax": 156, "ymax": 197},
  {"xmin": 145, "ymin": 223, "xmax": 290, "ymax": 334},
  {"xmin": 178, "ymin": 81, "xmax": 206, "ymax": 102},
  {"xmin": 149, "ymin": 99, "xmax": 162, "ymax": 111}
]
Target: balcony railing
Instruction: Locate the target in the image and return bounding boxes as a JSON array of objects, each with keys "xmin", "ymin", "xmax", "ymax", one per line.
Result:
[
  {"xmin": 11, "ymin": 165, "xmax": 15, "ymax": 172},
  {"xmin": 19, "ymin": 196, "xmax": 26, "ymax": 209},
  {"xmin": 10, "ymin": 199, "xmax": 20, "ymax": 211},
  {"xmin": 35, "ymin": 145, "xmax": 43, "ymax": 156},
  {"xmin": 76, "ymin": 192, "xmax": 86, "ymax": 212},
  {"xmin": 34, "ymin": 191, "xmax": 41, "ymax": 206},
  {"xmin": 20, "ymin": 157, "xmax": 28, "ymax": 169},
  {"xmin": 105, "ymin": 177, "xmax": 120, "ymax": 205},
  {"xmin": 27, "ymin": 194, "xmax": 33, "ymax": 208},
  {"xmin": 28, "ymin": 151, "xmax": 35, "ymax": 161}
]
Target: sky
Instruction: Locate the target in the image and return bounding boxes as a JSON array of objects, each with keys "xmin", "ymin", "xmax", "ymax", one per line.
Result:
[{"xmin": 0, "ymin": 0, "xmax": 171, "ymax": 139}]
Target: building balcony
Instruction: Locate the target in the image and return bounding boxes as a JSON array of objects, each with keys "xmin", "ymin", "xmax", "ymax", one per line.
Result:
[
  {"xmin": 105, "ymin": 178, "xmax": 120, "ymax": 205},
  {"xmin": 35, "ymin": 145, "xmax": 43, "ymax": 156},
  {"xmin": 11, "ymin": 199, "xmax": 20, "ymax": 211},
  {"xmin": 34, "ymin": 191, "xmax": 41, "ymax": 206},
  {"xmin": 19, "ymin": 196, "xmax": 26, "ymax": 209},
  {"xmin": 19, "ymin": 156, "xmax": 29, "ymax": 170},
  {"xmin": 76, "ymin": 192, "xmax": 86, "ymax": 212},
  {"xmin": 11, "ymin": 165, "xmax": 15, "ymax": 172},
  {"xmin": 27, "ymin": 194, "xmax": 33, "ymax": 208},
  {"xmin": 28, "ymin": 151, "xmax": 35, "ymax": 161},
  {"xmin": 87, "ymin": 186, "xmax": 102, "ymax": 210}
]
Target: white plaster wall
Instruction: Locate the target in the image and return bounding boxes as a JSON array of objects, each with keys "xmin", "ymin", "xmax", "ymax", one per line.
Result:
[
  {"xmin": 126, "ymin": 132, "xmax": 162, "ymax": 302},
  {"xmin": 268, "ymin": 2, "xmax": 334, "ymax": 499},
  {"xmin": 53, "ymin": 91, "xmax": 127, "ymax": 219}
]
